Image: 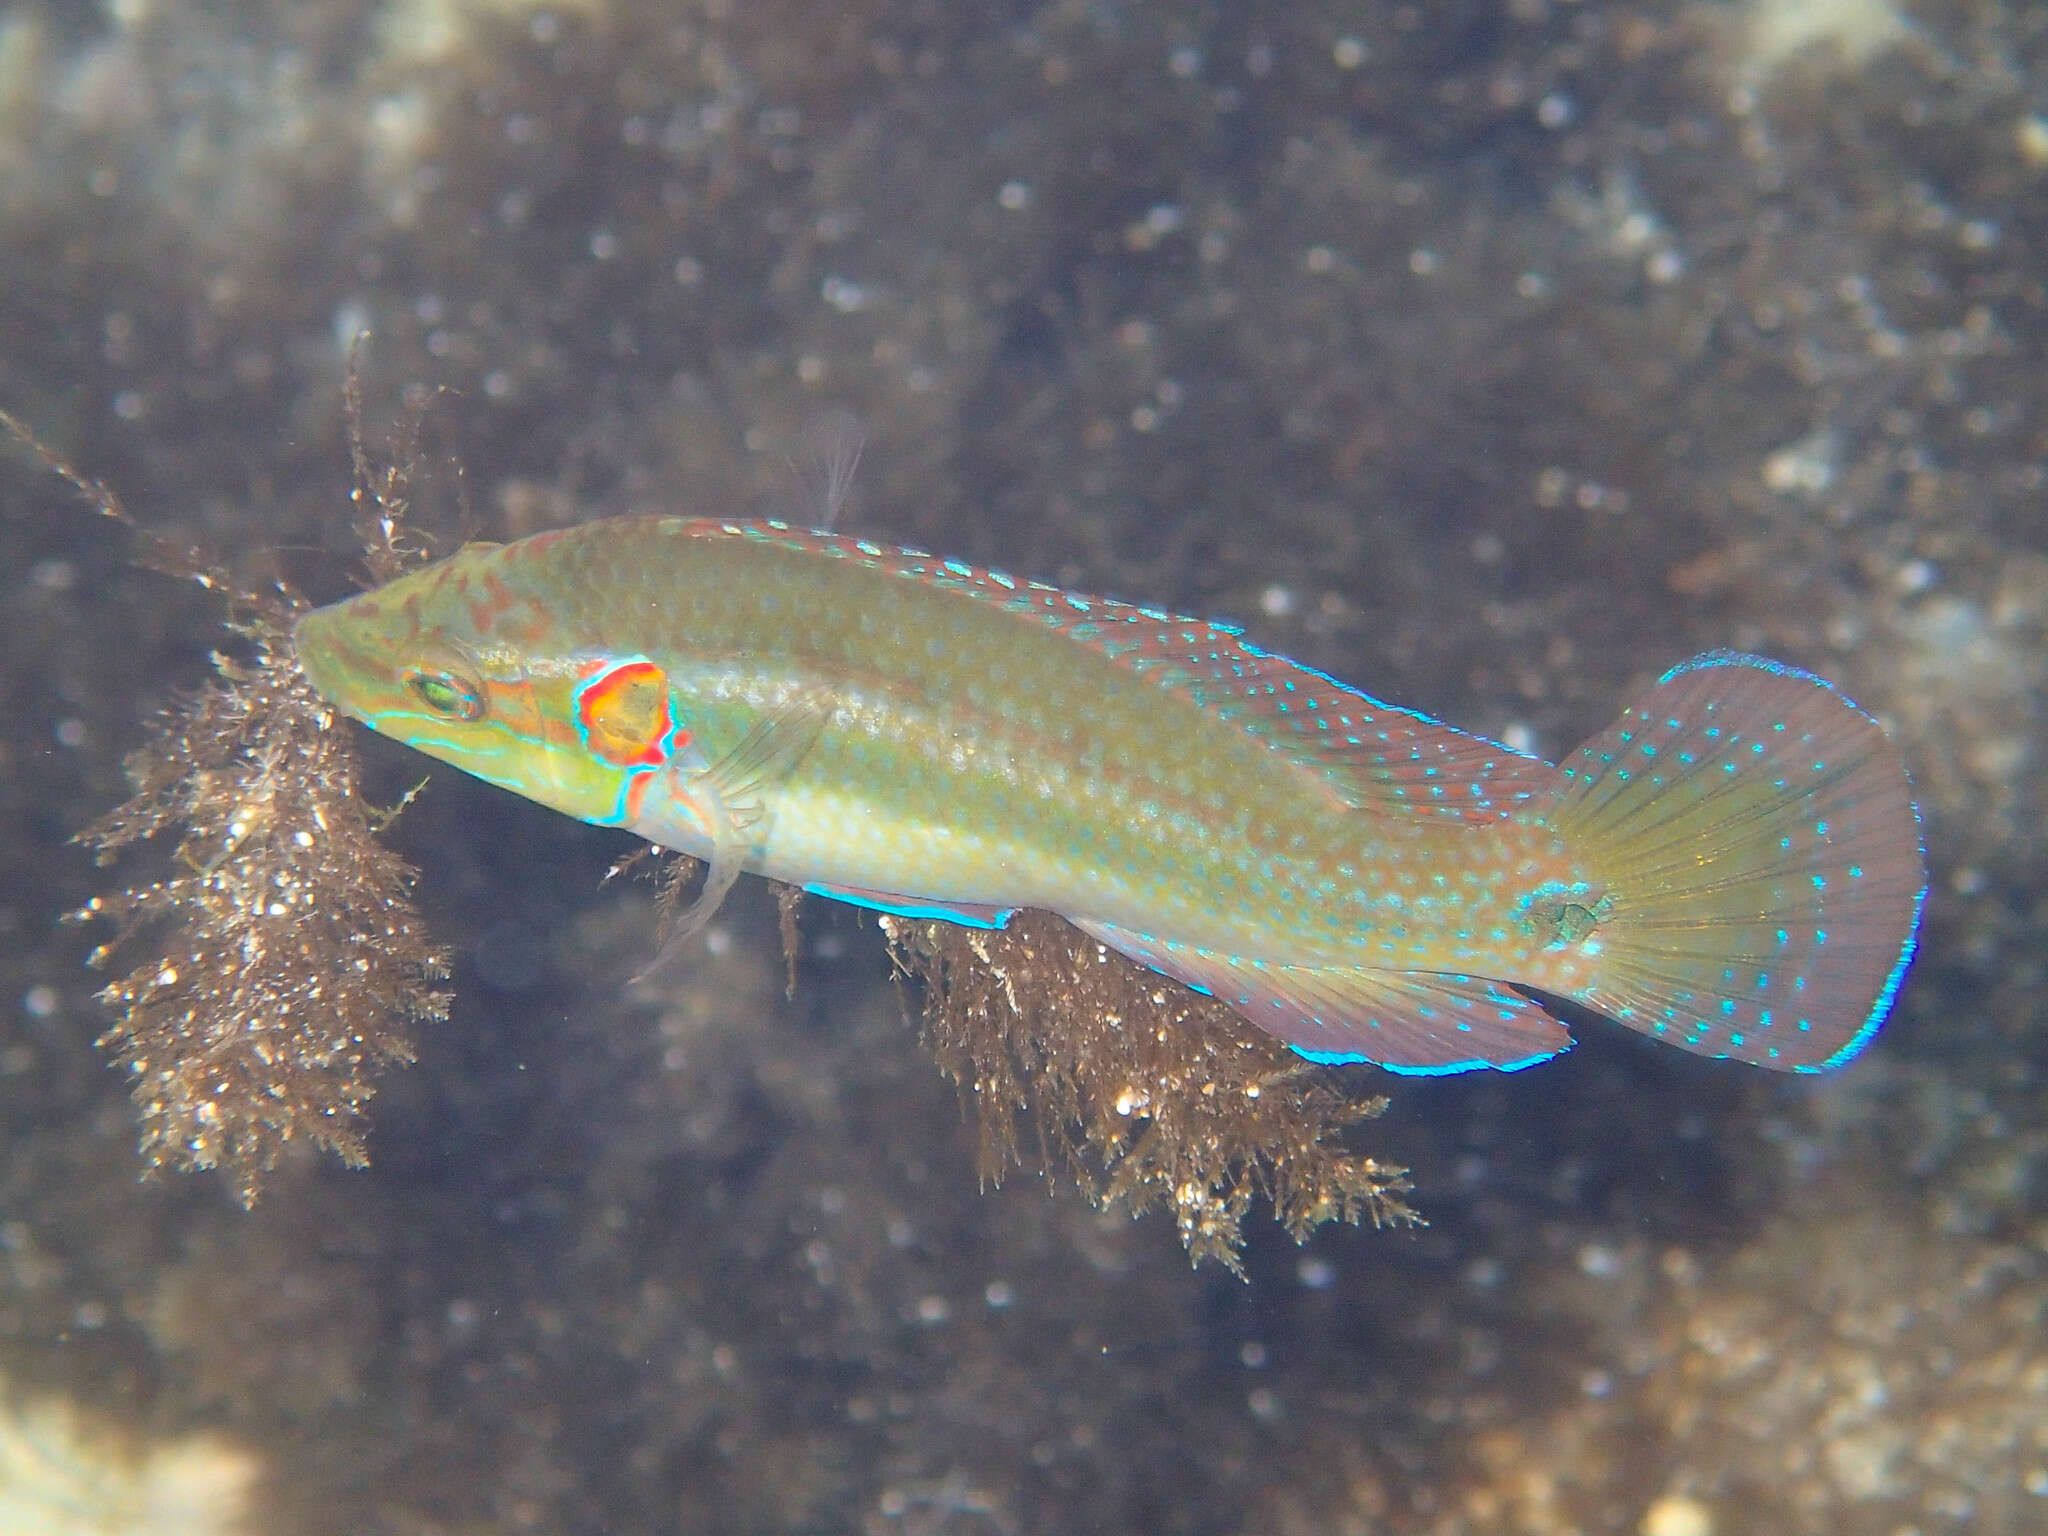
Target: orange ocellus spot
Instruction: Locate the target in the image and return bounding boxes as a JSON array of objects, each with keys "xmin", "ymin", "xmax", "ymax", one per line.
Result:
[{"xmin": 574, "ymin": 658, "xmax": 678, "ymax": 768}]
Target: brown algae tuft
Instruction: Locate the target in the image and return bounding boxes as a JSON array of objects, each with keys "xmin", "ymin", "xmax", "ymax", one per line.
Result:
[
  {"xmin": 6, "ymin": 404, "xmax": 450, "ymax": 1206},
  {"xmin": 72, "ymin": 625, "xmax": 450, "ymax": 1205},
  {"xmin": 883, "ymin": 909, "xmax": 1417, "ymax": 1270}
]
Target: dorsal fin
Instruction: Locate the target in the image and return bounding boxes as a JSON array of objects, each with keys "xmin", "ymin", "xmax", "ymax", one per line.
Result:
[{"xmin": 689, "ymin": 519, "xmax": 1549, "ymax": 822}]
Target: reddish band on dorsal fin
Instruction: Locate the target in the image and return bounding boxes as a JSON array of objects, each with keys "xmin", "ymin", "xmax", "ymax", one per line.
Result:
[{"xmin": 683, "ymin": 519, "xmax": 1550, "ymax": 822}]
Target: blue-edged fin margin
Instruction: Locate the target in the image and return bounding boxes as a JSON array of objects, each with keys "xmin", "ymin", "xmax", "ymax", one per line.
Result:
[{"xmin": 1534, "ymin": 651, "xmax": 1925, "ymax": 1071}]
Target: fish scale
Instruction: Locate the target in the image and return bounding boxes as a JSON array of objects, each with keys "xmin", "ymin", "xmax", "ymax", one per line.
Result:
[{"xmin": 293, "ymin": 517, "xmax": 1925, "ymax": 1075}]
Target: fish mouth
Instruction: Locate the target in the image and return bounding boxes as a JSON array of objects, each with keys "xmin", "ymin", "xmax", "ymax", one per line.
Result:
[{"xmin": 291, "ymin": 600, "xmax": 383, "ymax": 721}]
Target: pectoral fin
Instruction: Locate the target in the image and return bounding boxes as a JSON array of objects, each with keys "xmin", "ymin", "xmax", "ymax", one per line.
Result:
[{"xmin": 630, "ymin": 690, "xmax": 833, "ymax": 979}]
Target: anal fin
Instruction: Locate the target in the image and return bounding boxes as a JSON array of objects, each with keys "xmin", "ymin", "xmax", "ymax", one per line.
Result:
[
  {"xmin": 1071, "ymin": 919, "xmax": 1571, "ymax": 1074},
  {"xmin": 803, "ymin": 881, "xmax": 1017, "ymax": 930}
]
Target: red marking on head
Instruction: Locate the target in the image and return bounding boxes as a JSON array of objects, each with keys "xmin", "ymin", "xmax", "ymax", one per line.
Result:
[
  {"xmin": 465, "ymin": 568, "xmax": 519, "ymax": 635},
  {"xmin": 505, "ymin": 610, "xmax": 553, "ymax": 648},
  {"xmin": 623, "ymin": 767, "xmax": 657, "ymax": 823},
  {"xmin": 575, "ymin": 660, "xmax": 676, "ymax": 769}
]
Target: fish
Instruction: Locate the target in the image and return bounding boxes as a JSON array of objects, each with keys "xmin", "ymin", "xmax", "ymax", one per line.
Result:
[{"xmin": 292, "ymin": 517, "xmax": 1926, "ymax": 1076}]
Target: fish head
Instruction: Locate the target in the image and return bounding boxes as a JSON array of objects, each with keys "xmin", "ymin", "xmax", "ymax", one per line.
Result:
[{"xmin": 293, "ymin": 539, "xmax": 658, "ymax": 826}]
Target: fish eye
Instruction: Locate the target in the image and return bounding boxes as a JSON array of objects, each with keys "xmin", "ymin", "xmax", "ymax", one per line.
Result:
[{"xmin": 404, "ymin": 666, "xmax": 487, "ymax": 722}]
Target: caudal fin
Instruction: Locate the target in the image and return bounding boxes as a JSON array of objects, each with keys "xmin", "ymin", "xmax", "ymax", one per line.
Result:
[{"xmin": 1543, "ymin": 651, "xmax": 1925, "ymax": 1072}]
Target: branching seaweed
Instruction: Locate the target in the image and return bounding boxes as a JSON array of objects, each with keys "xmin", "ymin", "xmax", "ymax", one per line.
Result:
[
  {"xmin": 7, "ymin": 401, "xmax": 449, "ymax": 1205},
  {"xmin": 73, "ymin": 625, "xmax": 450, "ymax": 1204},
  {"xmin": 883, "ymin": 910, "xmax": 1418, "ymax": 1271}
]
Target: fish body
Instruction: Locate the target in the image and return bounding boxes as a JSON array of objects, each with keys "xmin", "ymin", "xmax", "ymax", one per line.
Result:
[{"xmin": 293, "ymin": 517, "xmax": 1925, "ymax": 1075}]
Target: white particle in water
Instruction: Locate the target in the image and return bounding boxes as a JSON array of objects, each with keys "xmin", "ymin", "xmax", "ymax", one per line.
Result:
[{"xmin": 1296, "ymin": 1257, "xmax": 1336, "ymax": 1290}]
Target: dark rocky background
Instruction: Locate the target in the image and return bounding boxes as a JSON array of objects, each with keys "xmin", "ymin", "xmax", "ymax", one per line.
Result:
[{"xmin": 1, "ymin": 1, "xmax": 2043, "ymax": 1531}]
